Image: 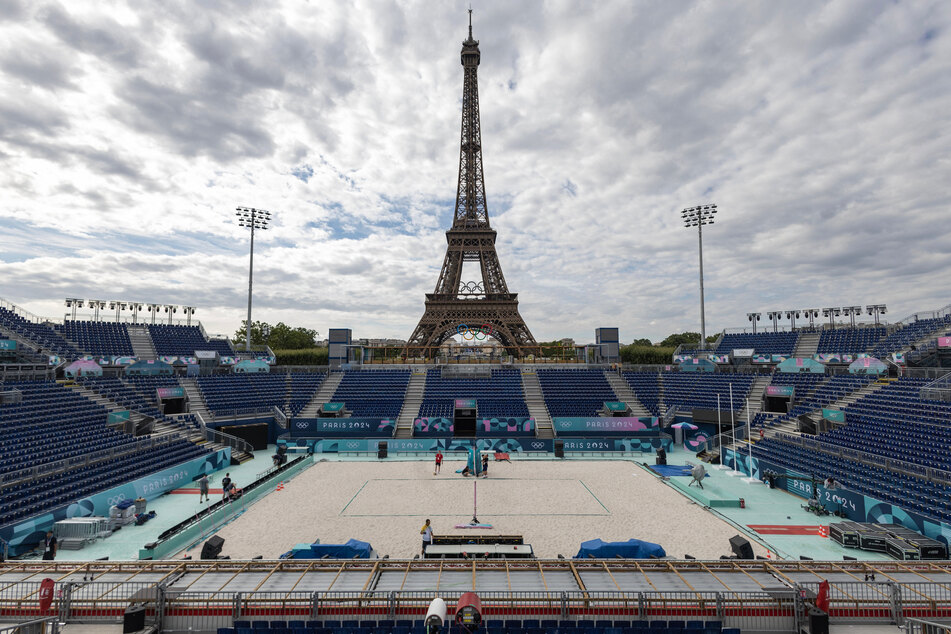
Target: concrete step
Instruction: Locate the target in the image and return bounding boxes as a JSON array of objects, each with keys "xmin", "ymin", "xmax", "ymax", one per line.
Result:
[
  {"xmin": 602, "ymin": 370, "xmax": 651, "ymax": 416},
  {"xmin": 299, "ymin": 372, "xmax": 345, "ymax": 417},
  {"xmin": 395, "ymin": 371, "xmax": 428, "ymax": 438}
]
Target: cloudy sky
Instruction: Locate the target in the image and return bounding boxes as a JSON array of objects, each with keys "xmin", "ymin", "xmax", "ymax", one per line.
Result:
[{"xmin": 1, "ymin": 0, "xmax": 949, "ymax": 344}]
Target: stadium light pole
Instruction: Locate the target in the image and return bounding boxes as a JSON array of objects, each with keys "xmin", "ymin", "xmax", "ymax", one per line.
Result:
[
  {"xmin": 236, "ymin": 206, "xmax": 272, "ymax": 352},
  {"xmin": 804, "ymin": 308, "xmax": 820, "ymax": 330},
  {"xmin": 681, "ymin": 204, "xmax": 717, "ymax": 350},
  {"xmin": 866, "ymin": 304, "xmax": 886, "ymax": 326},
  {"xmin": 766, "ymin": 311, "xmax": 781, "ymax": 333},
  {"xmin": 785, "ymin": 310, "xmax": 801, "ymax": 331},
  {"xmin": 747, "ymin": 312, "xmax": 761, "ymax": 334}
]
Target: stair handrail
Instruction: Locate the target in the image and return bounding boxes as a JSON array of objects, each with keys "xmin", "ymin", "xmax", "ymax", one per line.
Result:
[
  {"xmin": 895, "ymin": 303, "xmax": 951, "ymax": 325},
  {"xmin": 920, "ymin": 371, "xmax": 951, "ymax": 402},
  {"xmin": 0, "ymin": 296, "xmax": 53, "ymax": 324},
  {"xmin": 273, "ymin": 405, "xmax": 288, "ymax": 429},
  {"xmin": 194, "ymin": 410, "xmax": 254, "ymax": 455}
]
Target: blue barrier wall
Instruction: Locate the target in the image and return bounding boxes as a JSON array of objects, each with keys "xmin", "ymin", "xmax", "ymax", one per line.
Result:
[
  {"xmin": 279, "ymin": 436, "xmax": 672, "ymax": 454},
  {"xmin": 552, "ymin": 417, "xmax": 659, "ymax": 436},
  {"xmin": 289, "ymin": 418, "xmax": 395, "ymax": 437},
  {"xmin": 723, "ymin": 448, "xmax": 951, "ymax": 548},
  {"xmin": 413, "ymin": 417, "xmax": 535, "ymax": 437},
  {"xmin": 1, "ymin": 448, "xmax": 231, "ymax": 556}
]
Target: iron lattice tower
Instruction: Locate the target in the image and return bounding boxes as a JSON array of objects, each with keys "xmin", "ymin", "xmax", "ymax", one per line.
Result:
[{"xmin": 407, "ymin": 14, "xmax": 539, "ymax": 357}]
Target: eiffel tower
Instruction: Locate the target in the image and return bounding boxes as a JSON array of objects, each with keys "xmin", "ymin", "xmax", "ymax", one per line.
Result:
[{"xmin": 407, "ymin": 12, "xmax": 539, "ymax": 357}]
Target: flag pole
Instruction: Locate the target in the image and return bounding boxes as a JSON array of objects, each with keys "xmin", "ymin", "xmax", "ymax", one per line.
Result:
[
  {"xmin": 716, "ymin": 392, "xmax": 729, "ymax": 469},
  {"xmin": 743, "ymin": 396, "xmax": 761, "ymax": 483},
  {"xmin": 727, "ymin": 383, "xmax": 741, "ymax": 476}
]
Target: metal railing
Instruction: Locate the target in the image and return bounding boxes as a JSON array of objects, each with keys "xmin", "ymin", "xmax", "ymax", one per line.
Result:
[
  {"xmin": 905, "ymin": 617, "xmax": 951, "ymax": 633},
  {"xmin": 1, "ymin": 578, "xmax": 949, "ymax": 631},
  {"xmin": 201, "ymin": 427, "xmax": 254, "ymax": 457},
  {"xmin": 0, "ymin": 617, "xmax": 60, "ymax": 633},
  {"xmin": 0, "ymin": 434, "xmax": 182, "ymax": 490},
  {"xmin": 921, "ymin": 371, "xmax": 951, "ymax": 402},
  {"xmin": 897, "ymin": 303, "xmax": 951, "ymax": 325},
  {"xmin": 0, "ymin": 298, "xmax": 51, "ymax": 325}
]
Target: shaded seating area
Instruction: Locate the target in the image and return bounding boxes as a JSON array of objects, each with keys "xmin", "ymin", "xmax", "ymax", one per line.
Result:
[
  {"xmin": 0, "ymin": 307, "xmax": 81, "ymax": 358},
  {"xmin": 418, "ymin": 368, "xmax": 529, "ymax": 418},
  {"xmin": 196, "ymin": 374, "xmax": 287, "ymax": 416},
  {"xmin": 54, "ymin": 320, "xmax": 134, "ymax": 355},
  {"xmin": 148, "ymin": 324, "xmax": 235, "ymax": 356},
  {"xmin": 816, "ymin": 326, "xmax": 886, "ymax": 354},
  {"xmin": 537, "ymin": 369, "xmax": 617, "ymax": 417},
  {"xmin": 715, "ymin": 332, "xmax": 799, "ymax": 355},
  {"xmin": 871, "ymin": 316, "xmax": 951, "ymax": 357},
  {"xmin": 330, "ymin": 370, "xmax": 410, "ymax": 419}
]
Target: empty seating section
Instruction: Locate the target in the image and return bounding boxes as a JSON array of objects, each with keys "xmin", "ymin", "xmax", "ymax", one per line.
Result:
[
  {"xmin": 0, "ymin": 435, "xmax": 208, "ymax": 527},
  {"xmin": 623, "ymin": 372, "xmax": 661, "ymax": 415},
  {"xmin": 537, "ymin": 369, "xmax": 617, "ymax": 417},
  {"xmin": 216, "ymin": 619, "xmax": 735, "ymax": 634},
  {"xmin": 288, "ymin": 373, "xmax": 326, "ymax": 416},
  {"xmin": 0, "ymin": 307, "xmax": 80, "ymax": 357},
  {"xmin": 872, "ymin": 316, "xmax": 951, "ymax": 357},
  {"xmin": 197, "ymin": 374, "xmax": 287, "ymax": 416},
  {"xmin": 816, "ymin": 327, "xmax": 886, "ymax": 354},
  {"xmin": 54, "ymin": 320, "xmax": 134, "ymax": 355},
  {"xmin": 126, "ymin": 375, "xmax": 182, "ymax": 401},
  {"xmin": 768, "ymin": 373, "xmax": 826, "ymax": 393},
  {"xmin": 815, "ymin": 378, "xmax": 951, "ymax": 472},
  {"xmin": 148, "ymin": 324, "xmax": 234, "ymax": 356},
  {"xmin": 0, "ymin": 380, "xmax": 211, "ymax": 527},
  {"xmin": 662, "ymin": 373, "xmax": 754, "ymax": 412},
  {"xmin": 419, "ymin": 368, "xmax": 529, "ymax": 418},
  {"xmin": 330, "ymin": 370, "xmax": 410, "ymax": 419},
  {"xmin": 0, "ymin": 381, "xmax": 133, "ymax": 475},
  {"xmin": 716, "ymin": 332, "xmax": 799, "ymax": 355},
  {"xmin": 80, "ymin": 376, "xmax": 164, "ymax": 418},
  {"xmin": 752, "ymin": 437, "xmax": 951, "ymax": 523}
]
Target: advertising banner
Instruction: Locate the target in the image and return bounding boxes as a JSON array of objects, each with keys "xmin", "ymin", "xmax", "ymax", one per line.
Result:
[
  {"xmin": 322, "ymin": 402, "xmax": 345, "ymax": 412},
  {"xmin": 822, "ymin": 408, "xmax": 845, "ymax": 423},
  {"xmin": 709, "ymin": 354, "xmax": 731, "ymax": 363},
  {"xmin": 454, "ymin": 398, "xmax": 477, "ymax": 409},
  {"xmin": 107, "ymin": 410, "xmax": 130, "ymax": 424},
  {"xmin": 814, "ymin": 353, "xmax": 842, "ymax": 363},
  {"xmin": 604, "ymin": 401, "xmax": 628, "ymax": 412},
  {"xmin": 0, "ymin": 339, "xmax": 17, "ymax": 351},
  {"xmin": 765, "ymin": 385, "xmax": 795, "ymax": 397},
  {"xmin": 282, "ymin": 436, "xmax": 674, "ymax": 455},
  {"xmin": 672, "ymin": 355, "xmax": 694, "ymax": 363},
  {"xmin": 939, "ymin": 337, "xmax": 951, "ymax": 349},
  {"xmin": 553, "ymin": 417, "xmax": 659, "ymax": 435},
  {"xmin": 733, "ymin": 349, "xmax": 755, "ymax": 358},
  {"xmin": 156, "ymin": 387, "xmax": 185, "ymax": 399},
  {"xmin": 752, "ymin": 354, "xmax": 772, "ymax": 364},
  {"xmin": 414, "ymin": 417, "xmax": 536, "ymax": 437},
  {"xmin": 771, "ymin": 354, "xmax": 791, "ymax": 363},
  {"xmin": 290, "ymin": 418, "xmax": 394, "ymax": 437}
]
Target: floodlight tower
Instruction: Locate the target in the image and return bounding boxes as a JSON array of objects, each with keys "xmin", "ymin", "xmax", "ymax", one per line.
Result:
[
  {"xmin": 866, "ymin": 304, "xmax": 887, "ymax": 326},
  {"xmin": 842, "ymin": 305, "xmax": 863, "ymax": 328},
  {"xmin": 236, "ymin": 206, "xmax": 272, "ymax": 352},
  {"xmin": 65, "ymin": 298, "xmax": 83, "ymax": 321},
  {"xmin": 183, "ymin": 306, "xmax": 196, "ymax": 326},
  {"xmin": 747, "ymin": 312, "xmax": 761, "ymax": 334},
  {"xmin": 681, "ymin": 204, "xmax": 717, "ymax": 349},
  {"xmin": 803, "ymin": 308, "xmax": 820, "ymax": 329},
  {"xmin": 147, "ymin": 304, "xmax": 160, "ymax": 325},
  {"xmin": 164, "ymin": 305, "xmax": 178, "ymax": 325},
  {"xmin": 785, "ymin": 309, "xmax": 801, "ymax": 331},
  {"xmin": 766, "ymin": 311, "xmax": 782, "ymax": 333},
  {"xmin": 91, "ymin": 300, "xmax": 106, "ymax": 322},
  {"xmin": 822, "ymin": 307, "xmax": 841, "ymax": 329}
]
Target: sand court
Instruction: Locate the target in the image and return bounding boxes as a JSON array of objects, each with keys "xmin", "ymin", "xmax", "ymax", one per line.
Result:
[
  {"xmin": 341, "ymin": 477, "xmax": 610, "ymax": 517},
  {"xmin": 206, "ymin": 458, "xmax": 766, "ymax": 560}
]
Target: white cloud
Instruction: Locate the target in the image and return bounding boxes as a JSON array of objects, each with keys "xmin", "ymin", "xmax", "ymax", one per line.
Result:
[{"xmin": 1, "ymin": 0, "xmax": 949, "ymax": 344}]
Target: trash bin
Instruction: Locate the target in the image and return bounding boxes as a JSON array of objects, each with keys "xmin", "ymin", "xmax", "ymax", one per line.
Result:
[
  {"xmin": 807, "ymin": 607, "xmax": 829, "ymax": 634},
  {"xmin": 134, "ymin": 497, "xmax": 147, "ymax": 515},
  {"xmin": 123, "ymin": 604, "xmax": 146, "ymax": 633}
]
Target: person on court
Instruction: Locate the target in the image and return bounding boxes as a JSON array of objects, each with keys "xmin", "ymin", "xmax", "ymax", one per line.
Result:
[
  {"xmin": 481, "ymin": 453, "xmax": 488, "ymax": 478},
  {"xmin": 198, "ymin": 473, "xmax": 210, "ymax": 503},
  {"xmin": 420, "ymin": 519, "xmax": 433, "ymax": 555},
  {"xmin": 434, "ymin": 450, "xmax": 443, "ymax": 475}
]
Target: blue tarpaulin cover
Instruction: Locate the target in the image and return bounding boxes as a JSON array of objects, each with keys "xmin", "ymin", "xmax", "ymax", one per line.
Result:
[
  {"xmin": 283, "ymin": 538, "xmax": 372, "ymax": 560},
  {"xmin": 574, "ymin": 538, "xmax": 666, "ymax": 559}
]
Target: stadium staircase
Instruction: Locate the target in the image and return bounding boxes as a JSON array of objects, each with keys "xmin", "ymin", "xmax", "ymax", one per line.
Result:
[
  {"xmin": 298, "ymin": 372, "xmax": 344, "ymax": 417},
  {"xmin": 764, "ymin": 378, "xmax": 889, "ymax": 439},
  {"xmin": 127, "ymin": 324, "xmax": 157, "ymax": 360},
  {"xmin": 520, "ymin": 370, "xmax": 554, "ymax": 438},
  {"xmin": 602, "ymin": 370, "xmax": 650, "ymax": 416},
  {"xmin": 180, "ymin": 378, "xmax": 212, "ymax": 421},
  {"xmin": 737, "ymin": 376, "xmax": 770, "ymax": 423},
  {"xmin": 395, "ymin": 370, "xmax": 427, "ymax": 438},
  {"xmin": 63, "ymin": 380, "xmax": 153, "ymax": 431},
  {"xmin": 793, "ymin": 331, "xmax": 820, "ymax": 357}
]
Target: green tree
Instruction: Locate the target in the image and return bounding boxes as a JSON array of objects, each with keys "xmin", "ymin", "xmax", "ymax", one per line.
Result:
[
  {"xmin": 268, "ymin": 322, "xmax": 318, "ymax": 349},
  {"xmin": 274, "ymin": 348, "xmax": 329, "ymax": 366},
  {"xmin": 659, "ymin": 332, "xmax": 701, "ymax": 348},
  {"xmin": 631, "ymin": 338, "xmax": 652, "ymax": 347},
  {"xmin": 621, "ymin": 344, "xmax": 675, "ymax": 364},
  {"xmin": 233, "ymin": 320, "xmax": 270, "ymax": 347}
]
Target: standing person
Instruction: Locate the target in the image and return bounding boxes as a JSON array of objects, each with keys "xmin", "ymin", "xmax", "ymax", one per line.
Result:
[
  {"xmin": 41, "ymin": 530, "xmax": 57, "ymax": 560},
  {"xmin": 481, "ymin": 453, "xmax": 488, "ymax": 478},
  {"xmin": 420, "ymin": 519, "xmax": 433, "ymax": 556},
  {"xmin": 221, "ymin": 473, "xmax": 231, "ymax": 500},
  {"xmin": 198, "ymin": 473, "xmax": 210, "ymax": 503},
  {"xmin": 434, "ymin": 450, "xmax": 443, "ymax": 475}
]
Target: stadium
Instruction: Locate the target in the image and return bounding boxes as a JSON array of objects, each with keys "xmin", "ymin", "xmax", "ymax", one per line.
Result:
[{"xmin": 2, "ymin": 4, "xmax": 951, "ymax": 634}]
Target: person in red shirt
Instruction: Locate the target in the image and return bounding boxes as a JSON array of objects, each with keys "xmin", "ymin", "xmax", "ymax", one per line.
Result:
[{"xmin": 434, "ymin": 450, "xmax": 443, "ymax": 475}]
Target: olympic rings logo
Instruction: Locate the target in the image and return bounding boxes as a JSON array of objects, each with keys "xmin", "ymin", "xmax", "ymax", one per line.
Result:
[{"xmin": 457, "ymin": 323, "xmax": 495, "ymax": 341}]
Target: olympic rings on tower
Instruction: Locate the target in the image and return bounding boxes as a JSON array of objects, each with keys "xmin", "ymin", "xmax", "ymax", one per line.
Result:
[{"xmin": 457, "ymin": 323, "xmax": 495, "ymax": 341}]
